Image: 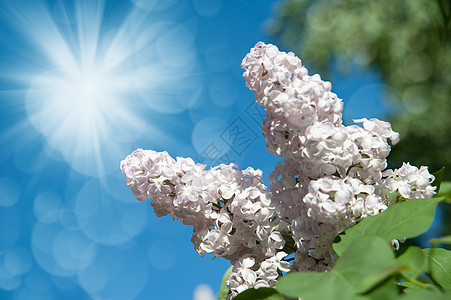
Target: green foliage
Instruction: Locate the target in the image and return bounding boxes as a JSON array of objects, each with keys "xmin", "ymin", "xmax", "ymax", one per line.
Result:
[
  {"xmin": 333, "ymin": 197, "xmax": 443, "ymax": 256},
  {"xmin": 277, "ymin": 270, "xmax": 359, "ymax": 300},
  {"xmin": 267, "ymin": 0, "xmax": 451, "ymax": 180},
  {"xmin": 431, "ymin": 235, "xmax": 451, "ymax": 247},
  {"xmin": 395, "ymin": 246, "xmax": 424, "ymax": 280},
  {"xmin": 399, "ymin": 288, "xmax": 451, "ymax": 300},
  {"xmin": 277, "ymin": 236, "xmax": 398, "ymax": 299},
  {"xmin": 422, "ymin": 248, "xmax": 451, "ymax": 289},
  {"xmin": 437, "ymin": 181, "xmax": 451, "ymax": 202}
]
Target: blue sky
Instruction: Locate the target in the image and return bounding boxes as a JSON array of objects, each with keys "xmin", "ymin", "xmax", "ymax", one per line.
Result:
[{"xmin": 0, "ymin": 1, "xmax": 391, "ymax": 299}]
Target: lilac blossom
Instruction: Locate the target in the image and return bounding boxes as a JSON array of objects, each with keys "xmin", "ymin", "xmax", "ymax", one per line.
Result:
[{"xmin": 121, "ymin": 42, "xmax": 437, "ymax": 297}]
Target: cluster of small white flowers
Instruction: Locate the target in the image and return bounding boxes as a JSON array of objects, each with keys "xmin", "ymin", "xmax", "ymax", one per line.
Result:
[
  {"xmin": 241, "ymin": 42, "xmax": 436, "ymax": 273},
  {"xmin": 120, "ymin": 149, "xmax": 286, "ymax": 288},
  {"xmin": 384, "ymin": 162, "xmax": 436, "ymax": 199},
  {"xmin": 121, "ymin": 41, "xmax": 437, "ymax": 298},
  {"xmin": 242, "ymin": 42, "xmax": 342, "ymax": 163},
  {"xmin": 226, "ymin": 252, "xmax": 290, "ymax": 298}
]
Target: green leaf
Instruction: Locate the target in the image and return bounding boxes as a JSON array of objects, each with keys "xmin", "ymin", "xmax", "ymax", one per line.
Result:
[
  {"xmin": 399, "ymin": 288, "xmax": 450, "ymax": 300},
  {"xmin": 277, "ymin": 236, "xmax": 396, "ymax": 300},
  {"xmin": 333, "ymin": 197, "xmax": 443, "ymax": 256},
  {"xmin": 365, "ymin": 278, "xmax": 400, "ymax": 300},
  {"xmin": 422, "ymin": 248, "xmax": 451, "ymax": 289},
  {"xmin": 432, "ymin": 167, "xmax": 445, "ymax": 193},
  {"xmin": 334, "ymin": 236, "xmax": 395, "ymax": 287},
  {"xmin": 436, "ymin": 181, "xmax": 451, "ymax": 202},
  {"xmin": 277, "ymin": 271, "xmax": 356, "ymax": 300},
  {"xmin": 218, "ymin": 265, "xmax": 233, "ymax": 300},
  {"xmin": 400, "ymin": 281, "xmax": 441, "ymax": 292},
  {"xmin": 430, "ymin": 235, "xmax": 451, "ymax": 247},
  {"xmin": 233, "ymin": 287, "xmax": 284, "ymax": 300},
  {"xmin": 395, "ymin": 246, "xmax": 424, "ymax": 280},
  {"xmin": 354, "ymin": 264, "xmax": 406, "ymax": 294},
  {"xmin": 356, "ymin": 246, "xmax": 427, "ymax": 295}
]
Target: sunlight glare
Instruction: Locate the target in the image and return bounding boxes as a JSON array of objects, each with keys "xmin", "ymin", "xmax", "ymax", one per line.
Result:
[{"xmin": 7, "ymin": 0, "xmax": 198, "ymax": 176}]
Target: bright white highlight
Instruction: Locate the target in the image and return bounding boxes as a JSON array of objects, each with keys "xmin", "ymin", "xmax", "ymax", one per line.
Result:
[
  {"xmin": 27, "ymin": 66, "xmax": 131, "ymax": 158},
  {"xmin": 3, "ymin": 0, "xmax": 200, "ymax": 176},
  {"xmin": 193, "ymin": 284, "xmax": 216, "ymax": 300},
  {"xmin": 25, "ymin": 57, "xmax": 143, "ymax": 176}
]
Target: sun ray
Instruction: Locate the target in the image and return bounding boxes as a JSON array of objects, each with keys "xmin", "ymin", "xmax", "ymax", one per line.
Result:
[{"xmin": 0, "ymin": 0, "xmax": 202, "ymax": 176}]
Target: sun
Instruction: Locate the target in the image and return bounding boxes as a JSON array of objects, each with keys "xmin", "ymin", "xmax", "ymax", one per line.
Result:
[
  {"xmin": 0, "ymin": 0, "xmax": 199, "ymax": 176},
  {"xmin": 27, "ymin": 64, "xmax": 128, "ymax": 156}
]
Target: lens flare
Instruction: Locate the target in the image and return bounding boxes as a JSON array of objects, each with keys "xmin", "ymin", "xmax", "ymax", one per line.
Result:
[
  {"xmin": 26, "ymin": 63, "xmax": 138, "ymax": 173},
  {"xmin": 2, "ymin": 0, "xmax": 199, "ymax": 176}
]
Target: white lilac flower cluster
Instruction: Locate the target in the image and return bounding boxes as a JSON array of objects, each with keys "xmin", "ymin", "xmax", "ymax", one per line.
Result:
[
  {"xmin": 121, "ymin": 42, "xmax": 437, "ymax": 298},
  {"xmin": 384, "ymin": 162, "xmax": 436, "ymax": 200},
  {"xmin": 120, "ymin": 149, "xmax": 288, "ymax": 297},
  {"xmin": 242, "ymin": 42, "xmax": 435, "ymax": 274}
]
